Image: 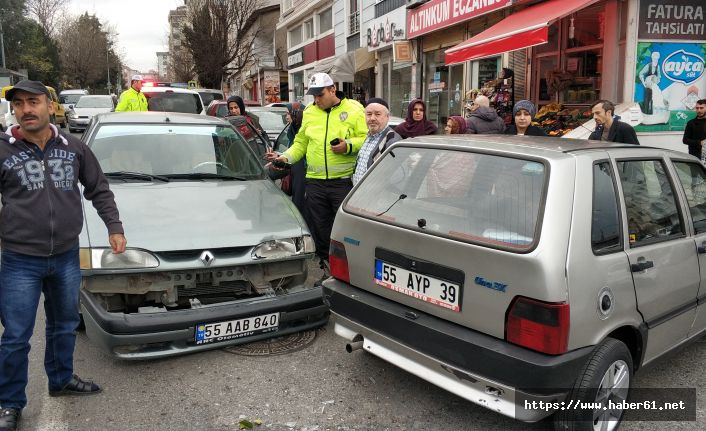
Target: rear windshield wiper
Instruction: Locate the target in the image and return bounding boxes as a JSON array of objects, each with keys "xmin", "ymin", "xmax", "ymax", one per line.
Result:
[
  {"xmin": 105, "ymin": 171, "xmax": 170, "ymax": 182},
  {"xmin": 163, "ymin": 173, "xmax": 248, "ymax": 181}
]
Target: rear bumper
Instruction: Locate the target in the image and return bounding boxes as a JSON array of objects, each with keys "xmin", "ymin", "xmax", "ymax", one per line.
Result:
[
  {"xmin": 323, "ymin": 279, "xmax": 594, "ymax": 422},
  {"xmin": 81, "ymin": 287, "xmax": 329, "ymax": 360}
]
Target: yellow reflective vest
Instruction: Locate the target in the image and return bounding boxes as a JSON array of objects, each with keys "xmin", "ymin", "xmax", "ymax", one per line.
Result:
[
  {"xmin": 115, "ymin": 87, "xmax": 148, "ymax": 112},
  {"xmin": 283, "ymin": 95, "xmax": 367, "ymax": 180}
]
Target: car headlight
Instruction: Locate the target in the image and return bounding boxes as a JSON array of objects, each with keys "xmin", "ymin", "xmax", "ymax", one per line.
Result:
[
  {"xmin": 251, "ymin": 235, "xmax": 315, "ymax": 260},
  {"xmin": 80, "ymin": 248, "xmax": 159, "ymax": 269},
  {"xmin": 67, "ymin": 110, "xmax": 77, "ymax": 119}
]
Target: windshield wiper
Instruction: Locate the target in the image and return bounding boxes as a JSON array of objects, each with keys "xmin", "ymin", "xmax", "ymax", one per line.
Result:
[
  {"xmin": 163, "ymin": 173, "xmax": 248, "ymax": 181},
  {"xmin": 105, "ymin": 171, "xmax": 170, "ymax": 182}
]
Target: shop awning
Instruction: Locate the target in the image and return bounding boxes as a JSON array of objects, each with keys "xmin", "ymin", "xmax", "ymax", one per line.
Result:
[
  {"xmin": 445, "ymin": 0, "xmax": 598, "ymax": 65},
  {"xmin": 313, "ymin": 53, "xmax": 356, "ymax": 83}
]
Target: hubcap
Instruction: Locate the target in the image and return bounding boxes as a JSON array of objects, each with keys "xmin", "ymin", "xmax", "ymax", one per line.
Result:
[{"xmin": 593, "ymin": 359, "xmax": 629, "ymax": 431}]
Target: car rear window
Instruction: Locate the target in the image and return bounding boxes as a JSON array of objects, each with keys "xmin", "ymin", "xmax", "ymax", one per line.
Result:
[
  {"xmin": 199, "ymin": 91, "xmax": 223, "ymax": 107},
  {"xmin": 144, "ymin": 91, "xmax": 203, "ymax": 114},
  {"xmin": 248, "ymin": 110, "xmax": 287, "ymax": 131},
  {"xmin": 344, "ymin": 147, "xmax": 547, "ymax": 251}
]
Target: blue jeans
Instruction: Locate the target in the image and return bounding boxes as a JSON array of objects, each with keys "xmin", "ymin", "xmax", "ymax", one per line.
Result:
[{"xmin": 0, "ymin": 247, "xmax": 81, "ymax": 409}]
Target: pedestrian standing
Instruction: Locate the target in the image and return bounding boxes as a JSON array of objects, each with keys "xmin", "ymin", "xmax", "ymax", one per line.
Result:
[
  {"xmin": 0, "ymin": 80, "xmax": 127, "ymax": 431},
  {"xmin": 394, "ymin": 99, "xmax": 437, "ymax": 138},
  {"xmin": 682, "ymin": 99, "xmax": 706, "ymax": 159},
  {"xmin": 115, "ymin": 74, "xmax": 147, "ymax": 112},
  {"xmin": 353, "ymin": 97, "xmax": 401, "ymax": 185},
  {"xmin": 268, "ymin": 73, "xmax": 367, "ymax": 282},
  {"xmin": 504, "ymin": 100, "xmax": 546, "ymax": 136},
  {"xmin": 588, "ymin": 100, "xmax": 640, "ymax": 145},
  {"xmin": 466, "ymin": 95, "xmax": 505, "ymax": 134},
  {"xmin": 226, "ymin": 96, "xmax": 268, "ymax": 143},
  {"xmin": 284, "ymin": 103, "xmax": 311, "ymax": 227}
]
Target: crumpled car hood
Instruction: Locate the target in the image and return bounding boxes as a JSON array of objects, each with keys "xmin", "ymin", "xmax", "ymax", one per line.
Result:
[{"xmin": 83, "ymin": 180, "xmax": 305, "ymax": 251}]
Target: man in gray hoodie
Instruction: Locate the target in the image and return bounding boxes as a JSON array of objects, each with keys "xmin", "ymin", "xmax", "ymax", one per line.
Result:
[
  {"xmin": 466, "ymin": 95, "xmax": 505, "ymax": 134},
  {"xmin": 0, "ymin": 80, "xmax": 126, "ymax": 431}
]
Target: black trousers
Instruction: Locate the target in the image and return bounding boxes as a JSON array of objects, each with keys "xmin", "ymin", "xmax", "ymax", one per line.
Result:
[{"xmin": 305, "ymin": 178, "xmax": 353, "ymax": 260}]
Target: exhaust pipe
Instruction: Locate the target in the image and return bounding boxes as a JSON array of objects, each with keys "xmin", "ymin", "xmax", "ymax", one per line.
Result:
[
  {"xmin": 346, "ymin": 338, "xmax": 364, "ymax": 353},
  {"xmin": 346, "ymin": 341, "xmax": 363, "ymax": 352}
]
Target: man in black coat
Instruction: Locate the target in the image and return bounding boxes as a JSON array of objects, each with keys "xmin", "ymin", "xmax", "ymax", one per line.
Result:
[
  {"xmin": 682, "ymin": 99, "xmax": 706, "ymax": 158},
  {"xmin": 588, "ymin": 100, "xmax": 640, "ymax": 145}
]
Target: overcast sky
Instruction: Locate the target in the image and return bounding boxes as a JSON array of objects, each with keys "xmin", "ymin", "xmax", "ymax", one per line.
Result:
[{"xmin": 68, "ymin": 0, "xmax": 183, "ymax": 72}]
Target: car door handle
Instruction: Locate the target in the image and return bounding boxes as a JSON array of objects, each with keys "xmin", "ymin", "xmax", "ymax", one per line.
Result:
[{"xmin": 631, "ymin": 260, "xmax": 654, "ymax": 272}]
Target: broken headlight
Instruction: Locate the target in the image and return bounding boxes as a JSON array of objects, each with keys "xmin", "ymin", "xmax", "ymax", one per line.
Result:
[{"xmin": 251, "ymin": 235, "xmax": 315, "ymax": 260}]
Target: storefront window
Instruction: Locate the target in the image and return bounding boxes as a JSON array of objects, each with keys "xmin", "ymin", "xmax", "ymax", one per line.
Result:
[
  {"xmin": 391, "ymin": 64, "xmax": 413, "ymax": 119},
  {"xmin": 537, "ymin": 56, "xmax": 558, "ymax": 102},
  {"xmin": 533, "ymin": 23, "xmax": 559, "ymax": 55},
  {"xmin": 292, "ymin": 71, "xmax": 304, "ymax": 102},
  {"xmin": 425, "ymin": 50, "xmax": 448, "ymax": 129},
  {"xmin": 561, "ymin": 48, "xmax": 601, "ymax": 103}
]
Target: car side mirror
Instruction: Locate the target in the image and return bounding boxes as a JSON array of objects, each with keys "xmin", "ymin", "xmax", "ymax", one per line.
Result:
[{"xmin": 69, "ymin": 105, "xmax": 74, "ymax": 110}]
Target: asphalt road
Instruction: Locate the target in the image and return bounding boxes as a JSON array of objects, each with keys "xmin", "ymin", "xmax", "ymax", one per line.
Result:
[{"xmin": 5, "ymin": 130, "xmax": 704, "ymax": 430}]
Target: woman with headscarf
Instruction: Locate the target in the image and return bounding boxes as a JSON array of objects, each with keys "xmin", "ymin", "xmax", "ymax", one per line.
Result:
[
  {"xmin": 444, "ymin": 116, "xmax": 467, "ymax": 134},
  {"xmin": 394, "ymin": 99, "xmax": 437, "ymax": 138},
  {"xmin": 226, "ymin": 95, "xmax": 268, "ymax": 142},
  {"xmin": 504, "ymin": 100, "xmax": 546, "ymax": 136},
  {"xmin": 283, "ymin": 103, "xmax": 310, "ymax": 228}
]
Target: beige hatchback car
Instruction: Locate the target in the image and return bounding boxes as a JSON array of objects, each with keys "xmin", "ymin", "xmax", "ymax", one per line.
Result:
[{"xmin": 323, "ymin": 135, "xmax": 704, "ymax": 430}]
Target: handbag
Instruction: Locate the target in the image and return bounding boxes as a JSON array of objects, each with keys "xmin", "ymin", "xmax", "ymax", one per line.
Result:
[{"xmin": 280, "ymin": 173, "xmax": 293, "ymax": 196}]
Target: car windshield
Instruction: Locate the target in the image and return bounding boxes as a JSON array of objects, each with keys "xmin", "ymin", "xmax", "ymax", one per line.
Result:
[
  {"xmin": 249, "ymin": 109, "xmax": 287, "ymax": 131},
  {"xmin": 60, "ymin": 94, "xmax": 84, "ymax": 104},
  {"xmin": 75, "ymin": 96, "xmax": 113, "ymax": 108},
  {"xmin": 345, "ymin": 147, "xmax": 547, "ymax": 251},
  {"xmin": 225, "ymin": 117, "xmax": 270, "ymax": 161},
  {"xmin": 90, "ymin": 124, "xmax": 265, "ymax": 179},
  {"xmin": 199, "ymin": 91, "xmax": 223, "ymax": 106},
  {"xmin": 144, "ymin": 92, "xmax": 203, "ymax": 114}
]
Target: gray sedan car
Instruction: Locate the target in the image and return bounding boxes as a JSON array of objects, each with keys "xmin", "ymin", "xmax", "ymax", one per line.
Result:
[
  {"xmin": 324, "ymin": 135, "xmax": 705, "ymax": 430},
  {"xmin": 79, "ymin": 112, "xmax": 327, "ymax": 359}
]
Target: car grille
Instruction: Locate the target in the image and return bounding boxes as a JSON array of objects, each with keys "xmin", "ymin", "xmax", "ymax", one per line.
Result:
[
  {"xmin": 157, "ymin": 246, "xmax": 251, "ymax": 261},
  {"xmin": 177, "ymin": 279, "xmax": 250, "ymax": 298}
]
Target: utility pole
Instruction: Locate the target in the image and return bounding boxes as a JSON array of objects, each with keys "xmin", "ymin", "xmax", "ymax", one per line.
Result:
[
  {"xmin": 0, "ymin": 20, "xmax": 6, "ymax": 70},
  {"xmin": 106, "ymin": 47, "xmax": 111, "ymax": 93}
]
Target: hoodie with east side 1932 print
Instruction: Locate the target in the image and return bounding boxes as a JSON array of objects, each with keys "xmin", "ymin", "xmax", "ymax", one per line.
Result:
[{"xmin": 0, "ymin": 124, "xmax": 123, "ymax": 256}]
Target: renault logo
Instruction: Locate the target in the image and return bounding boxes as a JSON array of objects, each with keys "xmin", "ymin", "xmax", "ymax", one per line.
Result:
[{"xmin": 200, "ymin": 250, "xmax": 215, "ymax": 266}]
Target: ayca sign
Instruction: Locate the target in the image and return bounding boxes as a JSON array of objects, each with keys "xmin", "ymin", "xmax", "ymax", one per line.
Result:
[
  {"xmin": 663, "ymin": 49, "xmax": 704, "ymax": 84},
  {"xmin": 407, "ymin": 0, "xmax": 512, "ymax": 38},
  {"xmin": 363, "ymin": 7, "xmax": 406, "ymax": 51},
  {"xmin": 638, "ymin": 0, "xmax": 706, "ymax": 40}
]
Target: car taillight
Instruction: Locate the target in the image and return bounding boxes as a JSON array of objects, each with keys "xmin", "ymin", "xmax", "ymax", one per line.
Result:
[
  {"xmin": 506, "ymin": 296, "xmax": 569, "ymax": 355},
  {"xmin": 329, "ymin": 240, "xmax": 350, "ymax": 283}
]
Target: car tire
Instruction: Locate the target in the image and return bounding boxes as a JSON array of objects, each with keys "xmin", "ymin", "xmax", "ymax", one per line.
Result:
[
  {"xmin": 60, "ymin": 118, "xmax": 67, "ymax": 128},
  {"xmin": 553, "ymin": 338, "xmax": 633, "ymax": 431}
]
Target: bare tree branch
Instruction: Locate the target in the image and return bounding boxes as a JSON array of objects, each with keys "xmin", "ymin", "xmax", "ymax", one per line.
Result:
[
  {"xmin": 26, "ymin": 0, "xmax": 69, "ymax": 37},
  {"xmin": 182, "ymin": 0, "xmax": 262, "ymax": 88}
]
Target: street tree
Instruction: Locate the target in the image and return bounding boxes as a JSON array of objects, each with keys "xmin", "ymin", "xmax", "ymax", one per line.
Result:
[
  {"xmin": 182, "ymin": 0, "xmax": 261, "ymax": 89},
  {"xmin": 26, "ymin": 0, "xmax": 69, "ymax": 37},
  {"xmin": 57, "ymin": 13, "xmax": 119, "ymax": 90},
  {"xmin": 0, "ymin": 0, "xmax": 61, "ymax": 86},
  {"xmin": 168, "ymin": 47, "xmax": 195, "ymax": 83}
]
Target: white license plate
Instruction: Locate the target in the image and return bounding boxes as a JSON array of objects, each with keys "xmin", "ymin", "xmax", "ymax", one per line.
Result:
[
  {"xmin": 194, "ymin": 313, "xmax": 279, "ymax": 344},
  {"xmin": 374, "ymin": 260, "xmax": 461, "ymax": 312}
]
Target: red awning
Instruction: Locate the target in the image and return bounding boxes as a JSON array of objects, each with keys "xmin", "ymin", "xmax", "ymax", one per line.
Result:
[{"xmin": 445, "ymin": 0, "xmax": 598, "ymax": 65}]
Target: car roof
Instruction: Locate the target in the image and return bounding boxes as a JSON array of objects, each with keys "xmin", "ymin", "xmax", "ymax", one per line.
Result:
[
  {"xmin": 196, "ymin": 88, "xmax": 224, "ymax": 94},
  {"xmin": 93, "ymin": 111, "xmax": 228, "ymax": 125},
  {"xmin": 141, "ymin": 87, "xmax": 200, "ymax": 94},
  {"xmin": 60, "ymin": 89, "xmax": 88, "ymax": 94},
  {"xmin": 398, "ymin": 135, "xmax": 687, "ymax": 159}
]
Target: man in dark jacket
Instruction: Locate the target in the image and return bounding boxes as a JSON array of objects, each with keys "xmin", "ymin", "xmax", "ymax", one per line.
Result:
[
  {"xmin": 466, "ymin": 95, "xmax": 505, "ymax": 134},
  {"xmin": 0, "ymin": 80, "xmax": 126, "ymax": 431},
  {"xmin": 588, "ymin": 100, "xmax": 640, "ymax": 145},
  {"xmin": 353, "ymin": 97, "xmax": 401, "ymax": 185},
  {"xmin": 682, "ymin": 99, "xmax": 706, "ymax": 158}
]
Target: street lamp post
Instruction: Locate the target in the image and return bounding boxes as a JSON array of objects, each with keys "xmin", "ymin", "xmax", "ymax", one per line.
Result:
[
  {"xmin": 0, "ymin": 20, "xmax": 6, "ymax": 70},
  {"xmin": 106, "ymin": 47, "xmax": 111, "ymax": 93}
]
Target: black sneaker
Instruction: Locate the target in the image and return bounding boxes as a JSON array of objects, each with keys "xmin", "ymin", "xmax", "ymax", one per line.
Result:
[
  {"xmin": 49, "ymin": 374, "xmax": 102, "ymax": 397},
  {"xmin": 0, "ymin": 408, "xmax": 20, "ymax": 431}
]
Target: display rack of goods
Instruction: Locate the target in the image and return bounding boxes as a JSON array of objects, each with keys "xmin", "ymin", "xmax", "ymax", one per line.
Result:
[{"xmin": 534, "ymin": 103, "xmax": 593, "ymax": 137}]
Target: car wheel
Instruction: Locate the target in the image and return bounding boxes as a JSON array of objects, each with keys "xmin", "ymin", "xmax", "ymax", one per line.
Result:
[
  {"xmin": 60, "ymin": 118, "xmax": 67, "ymax": 128},
  {"xmin": 553, "ymin": 338, "xmax": 633, "ymax": 431}
]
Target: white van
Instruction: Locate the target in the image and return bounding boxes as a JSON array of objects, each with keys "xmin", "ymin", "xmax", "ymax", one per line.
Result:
[{"xmin": 59, "ymin": 89, "xmax": 89, "ymax": 112}]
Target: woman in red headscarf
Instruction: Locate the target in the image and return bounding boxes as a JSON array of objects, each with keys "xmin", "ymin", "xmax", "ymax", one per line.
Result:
[{"xmin": 394, "ymin": 99, "xmax": 437, "ymax": 138}]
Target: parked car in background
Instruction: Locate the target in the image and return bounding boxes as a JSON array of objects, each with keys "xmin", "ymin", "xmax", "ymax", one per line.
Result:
[
  {"xmin": 247, "ymin": 106, "xmax": 288, "ymax": 141},
  {"xmin": 79, "ymin": 112, "xmax": 327, "ymax": 359},
  {"xmin": 67, "ymin": 95, "xmax": 116, "ymax": 132},
  {"xmin": 325, "ymin": 135, "xmax": 706, "ymax": 430},
  {"xmin": 59, "ymin": 89, "xmax": 89, "ymax": 112},
  {"xmin": 0, "ymin": 98, "xmax": 17, "ymax": 132},
  {"xmin": 196, "ymin": 88, "xmax": 225, "ymax": 107},
  {"xmin": 206, "ymin": 100, "xmax": 228, "ymax": 118},
  {"xmin": 142, "ymin": 87, "xmax": 205, "ymax": 115}
]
